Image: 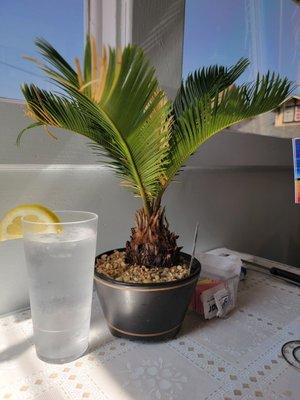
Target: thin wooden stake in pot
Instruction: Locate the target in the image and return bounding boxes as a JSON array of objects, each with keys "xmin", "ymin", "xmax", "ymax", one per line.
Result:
[{"xmin": 189, "ymin": 222, "xmax": 199, "ymax": 275}]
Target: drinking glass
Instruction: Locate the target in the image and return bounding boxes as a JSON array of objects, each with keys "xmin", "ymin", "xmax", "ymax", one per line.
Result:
[{"xmin": 22, "ymin": 211, "xmax": 98, "ymax": 363}]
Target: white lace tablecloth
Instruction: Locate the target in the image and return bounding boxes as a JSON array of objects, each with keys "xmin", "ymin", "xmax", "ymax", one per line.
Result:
[{"xmin": 0, "ymin": 270, "xmax": 299, "ymax": 400}]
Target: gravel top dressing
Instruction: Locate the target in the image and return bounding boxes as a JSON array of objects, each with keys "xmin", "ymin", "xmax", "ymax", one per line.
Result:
[{"xmin": 96, "ymin": 250, "xmax": 189, "ymax": 283}]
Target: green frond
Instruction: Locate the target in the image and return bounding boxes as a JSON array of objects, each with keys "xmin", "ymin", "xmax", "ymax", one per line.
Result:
[
  {"xmin": 163, "ymin": 72, "xmax": 293, "ymax": 187},
  {"xmin": 20, "ymin": 84, "xmax": 105, "ymax": 143},
  {"xmin": 35, "ymin": 38, "xmax": 79, "ymax": 88},
  {"xmin": 174, "ymin": 58, "xmax": 250, "ymax": 116},
  {"xmin": 16, "ymin": 121, "xmax": 43, "ymax": 146}
]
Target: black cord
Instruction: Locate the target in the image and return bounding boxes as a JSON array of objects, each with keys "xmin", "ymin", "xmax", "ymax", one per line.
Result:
[
  {"xmin": 281, "ymin": 341, "xmax": 300, "ymax": 369},
  {"xmin": 292, "ymin": 346, "xmax": 300, "ymax": 363}
]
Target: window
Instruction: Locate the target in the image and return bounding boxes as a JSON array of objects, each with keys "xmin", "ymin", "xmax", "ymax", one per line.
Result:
[
  {"xmin": 0, "ymin": 0, "xmax": 84, "ymax": 100},
  {"xmin": 183, "ymin": 0, "xmax": 299, "ymax": 83},
  {"xmin": 183, "ymin": 0, "xmax": 300, "ymax": 138}
]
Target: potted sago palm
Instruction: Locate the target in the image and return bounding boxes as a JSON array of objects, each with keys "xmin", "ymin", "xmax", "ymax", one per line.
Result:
[{"xmin": 20, "ymin": 37, "xmax": 292, "ymax": 340}]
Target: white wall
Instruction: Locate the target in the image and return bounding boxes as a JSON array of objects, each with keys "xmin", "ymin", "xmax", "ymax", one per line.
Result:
[
  {"xmin": 0, "ymin": 100, "xmax": 299, "ymax": 313},
  {"xmin": 0, "ymin": 100, "xmax": 298, "ymax": 261}
]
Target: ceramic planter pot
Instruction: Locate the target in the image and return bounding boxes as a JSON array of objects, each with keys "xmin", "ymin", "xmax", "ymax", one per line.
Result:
[{"xmin": 94, "ymin": 249, "xmax": 201, "ymax": 341}]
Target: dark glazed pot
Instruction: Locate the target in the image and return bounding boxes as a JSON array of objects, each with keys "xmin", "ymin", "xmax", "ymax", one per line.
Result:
[{"xmin": 94, "ymin": 249, "xmax": 201, "ymax": 341}]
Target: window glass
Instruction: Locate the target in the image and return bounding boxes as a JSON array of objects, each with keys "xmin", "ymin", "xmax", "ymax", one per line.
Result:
[
  {"xmin": 0, "ymin": 0, "xmax": 84, "ymax": 100},
  {"xmin": 183, "ymin": 0, "xmax": 300, "ymax": 137},
  {"xmin": 183, "ymin": 0, "xmax": 299, "ymax": 83}
]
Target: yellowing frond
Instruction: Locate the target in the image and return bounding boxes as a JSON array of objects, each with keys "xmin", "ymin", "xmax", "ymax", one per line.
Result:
[
  {"xmin": 24, "ymin": 106, "xmax": 38, "ymax": 121},
  {"xmin": 74, "ymin": 57, "xmax": 84, "ymax": 88},
  {"xmin": 95, "ymin": 46, "xmax": 108, "ymax": 102},
  {"xmin": 44, "ymin": 126, "xmax": 58, "ymax": 140},
  {"xmin": 91, "ymin": 37, "xmax": 98, "ymax": 91}
]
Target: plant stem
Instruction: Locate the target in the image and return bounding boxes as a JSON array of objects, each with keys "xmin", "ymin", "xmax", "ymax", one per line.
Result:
[
  {"xmin": 152, "ymin": 195, "xmax": 162, "ymax": 213},
  {"xmin": 141, "ymin": 194, "xmax": 151, "ymax": 217}
]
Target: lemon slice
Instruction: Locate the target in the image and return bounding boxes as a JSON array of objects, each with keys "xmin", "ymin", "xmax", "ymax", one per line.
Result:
[{"xmin": 0, "ymin": 204, "xmax": 60, "ymax": 241}]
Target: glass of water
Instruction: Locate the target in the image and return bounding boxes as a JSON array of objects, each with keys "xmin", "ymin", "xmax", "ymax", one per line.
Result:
[{"xmin": 22, "ymin": 211, "xmax": 98, "ymax": 364}]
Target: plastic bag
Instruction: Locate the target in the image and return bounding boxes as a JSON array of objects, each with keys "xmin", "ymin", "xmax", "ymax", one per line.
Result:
[{"xmin": 190, "ymin": 252, "xmax": 242, "ymax": 319}]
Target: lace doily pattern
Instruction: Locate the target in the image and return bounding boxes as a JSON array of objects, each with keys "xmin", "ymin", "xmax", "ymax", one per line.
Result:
[{"xmin": 0, "ymin": 270, "xmax": 299, "ymax": 400}]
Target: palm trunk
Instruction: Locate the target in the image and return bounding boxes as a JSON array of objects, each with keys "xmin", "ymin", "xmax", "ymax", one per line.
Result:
[{"xmin": 125, "ymin": 207, "xmax": 181, "ymax": 267}]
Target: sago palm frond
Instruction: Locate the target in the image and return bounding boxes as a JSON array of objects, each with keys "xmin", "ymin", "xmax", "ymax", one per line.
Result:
[
  {"xmin": 173, "ymin": 57, "xmax": 250, "ymax": 116},
  {"xmin": 161, "ymin": 69, "xmax": 292, "ymax": 190},
  {"xmin": 19, "ymin": 38, "xmax": 171, "ymax": 215}
]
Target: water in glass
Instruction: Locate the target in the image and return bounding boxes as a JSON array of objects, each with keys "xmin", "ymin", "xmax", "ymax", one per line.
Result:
[{"xmin": 23, "ymin": 225, "xmax": 97, "ymax": 363}]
